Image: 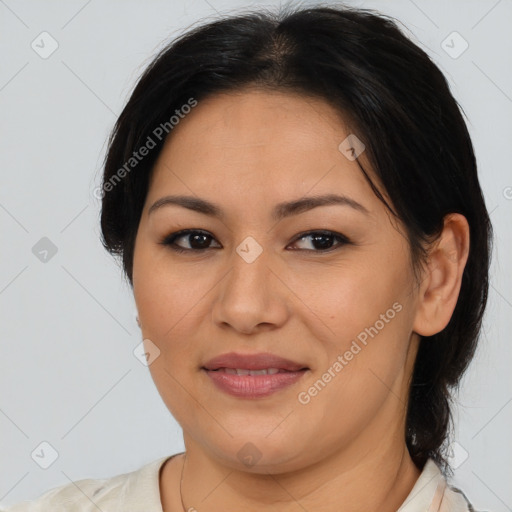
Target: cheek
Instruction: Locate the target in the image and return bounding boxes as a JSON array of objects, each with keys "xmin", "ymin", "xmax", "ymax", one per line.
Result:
[
  {"xmin": 290, "ymin": 257, "xmax": 413, "ymax": 410},
  {"xmin": 288, "ymin": 253, "xmax": 407, "ymax": 345},
  {"xmin": 133, "ymin": 253, "xmax": 208, "ymax": 425},
  {"xmin": 294, "ymin": 308, "xmax": 412, "ymax": 451},
  {"xmin": 132, "ymin": 251, "xmax": 203, "ymax": 409},
  {"xmin": 133, "ymin": 241, "xmax": 206, "ymax": 338}
]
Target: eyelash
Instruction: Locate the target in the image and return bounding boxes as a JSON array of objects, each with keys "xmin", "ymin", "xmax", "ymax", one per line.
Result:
[{"xmin": 159, "ymin": 229, "xmax": 351, "ymax": 254}]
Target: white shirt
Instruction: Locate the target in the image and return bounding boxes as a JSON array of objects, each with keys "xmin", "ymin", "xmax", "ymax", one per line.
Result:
[{"xmin": 3, "ymin": 454, "xmax": 474, "ymax": 511}]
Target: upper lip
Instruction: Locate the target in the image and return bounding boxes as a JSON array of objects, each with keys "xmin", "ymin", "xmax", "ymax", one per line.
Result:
[{"xmin": 202, "ymin": 352, "xmax": 308, "ymax": 372}]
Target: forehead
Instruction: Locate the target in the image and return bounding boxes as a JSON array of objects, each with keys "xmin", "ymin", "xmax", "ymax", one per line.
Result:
[
  {"xmin": 160, "ymin": 89, "xmax": 352, "ymax": 156},
  {"xmin": 146, "ymin": 89, "xmax": 383, "ymax": 215}
]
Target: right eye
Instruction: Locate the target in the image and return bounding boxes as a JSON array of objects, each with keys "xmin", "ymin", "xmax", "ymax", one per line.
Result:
[{"xmin": 159, "ymin": 229, "xmax": 222, "ymax": 253}]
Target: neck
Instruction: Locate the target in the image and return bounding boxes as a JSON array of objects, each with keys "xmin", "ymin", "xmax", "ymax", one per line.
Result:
[{"xmin": 173, "ymin": 426, "xmax": 420, "ymax": 512}]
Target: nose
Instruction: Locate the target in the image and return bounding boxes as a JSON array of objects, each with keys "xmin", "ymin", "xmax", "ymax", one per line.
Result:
[{"xmin": 211, "ymin": 243, "xmax": 290, "ymax": 335}]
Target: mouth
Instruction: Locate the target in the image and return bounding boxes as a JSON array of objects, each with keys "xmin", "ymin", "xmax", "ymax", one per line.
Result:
[
  {"xmin": 201, "ymin": 352, "xmax": 309, "ymax": 398},
  {"xmin": 207, "ymin": 367, "xmax": 302, "ymax": 375},
  {"xmin": 202, "ymin": 351, "xmax": 308, "ymax": 372}
]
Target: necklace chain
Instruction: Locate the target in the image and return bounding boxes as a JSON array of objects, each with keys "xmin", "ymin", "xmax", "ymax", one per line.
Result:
[{"xmin": 179, "ymin": 452, "xmax": 187, "ymax": 512}]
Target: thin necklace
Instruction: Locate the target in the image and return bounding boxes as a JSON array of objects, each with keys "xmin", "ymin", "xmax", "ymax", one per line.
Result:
[{"xmin": 179, "ymin": 452, "xmax": 187, "ymax": 512}]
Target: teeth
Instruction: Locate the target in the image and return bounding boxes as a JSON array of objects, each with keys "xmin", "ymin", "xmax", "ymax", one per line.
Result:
[{"xmin": 222, "ymin": 368, "xmax": 282, "ymax": 375}]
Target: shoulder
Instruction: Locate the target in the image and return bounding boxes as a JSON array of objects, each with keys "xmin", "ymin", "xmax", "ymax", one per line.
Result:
[{"xmin": 3, "ymin": 455, "xmax": 174, "ymax": 512}]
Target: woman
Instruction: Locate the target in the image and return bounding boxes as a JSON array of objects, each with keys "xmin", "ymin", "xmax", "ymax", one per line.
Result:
[{"xmin": 6, "ymin": 3, "xmax": 492, "ymax": 511}]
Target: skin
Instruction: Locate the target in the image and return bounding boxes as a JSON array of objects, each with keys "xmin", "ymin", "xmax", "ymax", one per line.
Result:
[{"xmin": 131, "ymin": 89, "xmax": 470, "ymax": 512}]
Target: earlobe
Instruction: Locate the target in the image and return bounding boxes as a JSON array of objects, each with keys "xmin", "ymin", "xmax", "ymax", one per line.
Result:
[{"xmin": 412, "ymin": 213, "xmax": 470, "ymax": 337}]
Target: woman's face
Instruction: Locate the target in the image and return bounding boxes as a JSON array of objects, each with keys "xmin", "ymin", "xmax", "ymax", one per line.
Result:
[{"xmin": 132, "ymin": 89, "xmax": 423, "ymax": 472}]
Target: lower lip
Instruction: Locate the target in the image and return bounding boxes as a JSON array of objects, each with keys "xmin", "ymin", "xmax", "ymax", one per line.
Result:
[{"xmin": 203, "ymin": 368, "xmax": 308, "ymax": 398}]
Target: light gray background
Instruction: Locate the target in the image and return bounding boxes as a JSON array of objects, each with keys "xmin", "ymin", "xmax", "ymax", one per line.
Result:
[{"xmin": 1, "ymin": 0, "xmax": 511, "ymax": 510}]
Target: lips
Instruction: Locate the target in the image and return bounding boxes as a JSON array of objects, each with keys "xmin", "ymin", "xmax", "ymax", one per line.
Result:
[
  {"xmin": 202, "ymin": 352, "xmax": 308, "ymax": 372},
  {"xmin": 202, "ymin": 352, "xmax": 309, "ymax": 398}
]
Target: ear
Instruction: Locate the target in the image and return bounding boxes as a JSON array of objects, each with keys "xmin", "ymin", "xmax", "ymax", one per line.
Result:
[{"xmin": 412, "ymin": 213, "xmax": 470, "ymax": 337}]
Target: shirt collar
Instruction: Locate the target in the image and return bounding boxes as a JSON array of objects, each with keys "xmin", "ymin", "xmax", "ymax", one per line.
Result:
[
  {"xmin": 398, "ymin": 459, "xmax": 450, "ymax": 512},
  {"xmin": 120, "ymin": 454, "xmax": 174, "ymax": 511}
]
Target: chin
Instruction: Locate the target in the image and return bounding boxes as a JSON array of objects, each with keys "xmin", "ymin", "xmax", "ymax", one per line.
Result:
[{"xmin": 203, "ymin": 434, "xmax": 309, "ymax": 473}]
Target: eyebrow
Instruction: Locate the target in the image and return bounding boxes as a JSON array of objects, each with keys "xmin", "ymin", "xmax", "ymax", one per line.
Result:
[{"xmin": 148, "ymin": 193, "xmax": 370, "ymax": 221}]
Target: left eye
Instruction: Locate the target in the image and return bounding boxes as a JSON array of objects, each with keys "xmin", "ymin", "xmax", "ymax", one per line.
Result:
[
  {"xmin": 290, "ymin": 230, "xmax": 350, "ymax": 251},
  {"xmin": 160, "ymin": 229, "xmax": 350, "ymax": 253}
]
